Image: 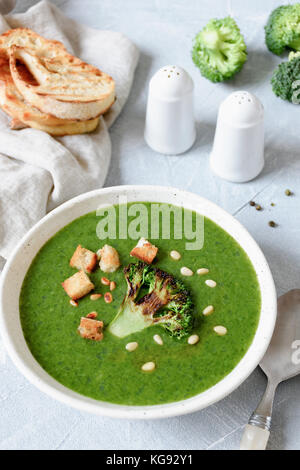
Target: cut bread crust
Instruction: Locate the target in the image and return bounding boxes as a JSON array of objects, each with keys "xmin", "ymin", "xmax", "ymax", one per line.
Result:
[
  {"xmin": 9, "ymin": 45, "xmax": 115, "ymax": 120},
  {"xmin": 14, "ymin": 114, "xmax": 99, "ymax": 136}
]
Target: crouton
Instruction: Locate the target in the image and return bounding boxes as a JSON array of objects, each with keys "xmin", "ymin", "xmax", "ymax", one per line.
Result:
[
  {"xmin": 62, "ymin": 270, "xmax": 94, "ymax": 300},
  {"xmin": 70, "ymin": 244, "xmax": 97, "ymax": 273},
  {"xmin": 130, "ymin": 238, "xmax": 158, "ymax": 264},
  {"xmin": 78, "ymin": 317, "xmax": 103, "ymax": 341},
  {"xmin": 98, "ymin": 244, "xmax": 120, "ymax": 273}
]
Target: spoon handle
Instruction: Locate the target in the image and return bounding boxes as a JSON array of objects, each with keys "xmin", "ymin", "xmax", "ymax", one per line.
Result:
[{"xmin": 240, "ymin": 379, "xmax": 278, "ymax": 450}]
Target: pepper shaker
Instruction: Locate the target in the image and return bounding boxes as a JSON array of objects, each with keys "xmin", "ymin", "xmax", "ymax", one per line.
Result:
[{"xmin": 144, "ymin": 65, "xmax": 196, "ymax": 155}]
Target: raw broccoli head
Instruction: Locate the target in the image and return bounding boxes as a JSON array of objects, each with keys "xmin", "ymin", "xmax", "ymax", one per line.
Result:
[
  {"xmin": 265, "ymin": 4, "xmax": 300, "ymax": 56},
  {"xmin": 192, "ymin": 16, "xmax": 247, "ymax": 83},
  {"xmin": 108, "ymin": 262, "xmax": 194, "ymax": 339},
  {"xmin": 271, "ymin": 54, "xmax": 300, "ymax": 102}
]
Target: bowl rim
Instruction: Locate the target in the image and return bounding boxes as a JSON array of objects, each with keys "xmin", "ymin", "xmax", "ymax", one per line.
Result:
[{"xmin": 0, "ymin": 185, "xmax": 277, "ymax": 419}]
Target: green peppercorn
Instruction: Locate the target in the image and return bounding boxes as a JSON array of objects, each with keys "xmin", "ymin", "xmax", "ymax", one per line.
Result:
[
  {"xmin": 255, "ymin": 204, "xmax": 262, "ymax": 211},
  {"xmin": 285, "ymin": 189, "xmax": 292, "ymax": 196}
]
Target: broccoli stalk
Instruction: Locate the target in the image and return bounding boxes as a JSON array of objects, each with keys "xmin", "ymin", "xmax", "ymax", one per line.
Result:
[
  {"xmin": 192, "ymin": 17, "xmax": 247, "ymax": 83},
  {"xmin": 271, "ymin": 53, "xmax": 300, "ymax": 102},
  {"xmin": 265, "ymin": 4, "xmax": 300, "ymax": 56},
  {"xmin": 108, "ymin": 262, "xmax": 194, "ymax": 339}
]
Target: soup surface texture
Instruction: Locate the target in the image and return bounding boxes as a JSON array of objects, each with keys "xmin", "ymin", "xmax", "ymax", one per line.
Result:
[{"xmin": 20, "ymin": 203, "xmax": 261, "ymax": 405}]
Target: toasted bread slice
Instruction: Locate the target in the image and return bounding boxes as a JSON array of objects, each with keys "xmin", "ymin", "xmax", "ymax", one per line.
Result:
[
  {"xmin": 0, "ymin": 55, "xmax": 99, "ymax": 135},
  {"xmin": 0, "ymin": 28, "xmax": 67, "ymax": 57},
  {"xmin": 9, "ymin": 44, "xmax": 115, "ymax": 120}
]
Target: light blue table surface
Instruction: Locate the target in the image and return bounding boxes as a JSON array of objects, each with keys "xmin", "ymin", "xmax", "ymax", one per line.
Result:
[{"xmin": 1, "ymin": 0, "xmax": 300, "ymax": 450}]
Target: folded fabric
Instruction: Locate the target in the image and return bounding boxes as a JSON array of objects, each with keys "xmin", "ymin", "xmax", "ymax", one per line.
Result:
[{"xmin": 0, "ymin": 0, "xmax": 139, "ymax": 260}]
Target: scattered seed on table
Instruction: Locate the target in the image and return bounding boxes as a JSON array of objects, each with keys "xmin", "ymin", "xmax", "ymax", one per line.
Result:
[
  {"xmin": 170, "ymin": 250, "xmax": 181, "ymax": 261},
  {"xmin": 101, "ymin": 277, "xmax": 110, "ymax": 286},
  {"xmin": 70, "ymin": 300, "xmax": 78, "ymax": 307},
  {"xmin": 180, "ymin": 267, "xmax": 193, "ymax": 276},
  {"xmin": 203, "ymin": 305, "xmax": 214, "ymax": 316},
  {"xmin": 197, "ymin": 268, "xmax": 209, "ymax": 275},
  {"xmin": 141, "ymin": 361, "xmax": 155, "ymax": 372},
  {"xmin": 255, "ymin": 204, "xmax": 262, "ymax": 211},
  {"xmin": 126, "ymin": 342, "xmax": 138, "ymax": 352},
  {"xmin": 270, "ymin": 202, "xmax": 275, "ymax": 207},
  {"xmin": 90, "ymin": 294, "xmax": 102, "ymax": 301},
  {"xmin": 285, "ymin": 189, "xmax": 292, "ymax": 196},
  {"xmin": 214, "ymin": 325, "xmax": 227, "ymax": 336},
  {"xmin": 250, "ymin": 201, "xmax": 255, "ymax": 207},
  {"xmin": 110, "ymin": 281, "xmax": 116, "ymax": 291},
  {"xmin": 153, "ymin": 334, "xmax": 163, "ymax": 345},
  {"xmin": 104, "ymin": 292, "xmax": 113, "ymax": 303},
  {"xmin": 205, "ymin": 279, "xmax": 217, "ymax": 288},
  {"xmin": 268, "ymin": 221, "xmax": 276, "ymax": 228},
  {"xmin": 188, "ymin": 334, "xmax": 199, "ymax": 345}
]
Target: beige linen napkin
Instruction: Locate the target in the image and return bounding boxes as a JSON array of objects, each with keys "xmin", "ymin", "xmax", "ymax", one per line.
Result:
[{"xmin": 0, "ymin": 0, "xmax": 139, "ymax": 260}]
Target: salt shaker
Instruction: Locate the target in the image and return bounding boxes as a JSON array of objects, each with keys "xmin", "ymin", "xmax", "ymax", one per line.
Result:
[
  {"xmin": 144, "ymin": 65, "xmax": 196, "ymax": 155},
  {"xmin": 210, "ymin": 91, "xmax": 264, "ymax": 183}
]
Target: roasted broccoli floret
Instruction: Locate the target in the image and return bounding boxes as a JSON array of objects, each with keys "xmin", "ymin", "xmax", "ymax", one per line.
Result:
[
  {"xmin": 271, "ymin": 53, "xmax": 300, "ymax": 102},
  {"xmin": 108, "ymin": 262, "xmax": 194, "ymax": 339},
  {"xmin": 192, "ymin": 17, "xmax": 247, "ymax": 83},
  {"xmin": 265, "ymin": 4, "xmax": 300, "ymax": 56}
]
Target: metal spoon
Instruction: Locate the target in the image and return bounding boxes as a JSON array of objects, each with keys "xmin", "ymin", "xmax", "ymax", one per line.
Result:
[
  {"xmin": 0, "ymin": 0, "xmax": 16, "ymax": 15},
  {"xmin": 240, "ymin": 289, "xmax": 300, "ymax": 450}
]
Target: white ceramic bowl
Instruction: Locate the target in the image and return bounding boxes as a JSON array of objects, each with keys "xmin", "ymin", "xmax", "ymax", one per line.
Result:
[{"xmin": 0, "ymin": 186, "xmax": 277, "ymax": 419}]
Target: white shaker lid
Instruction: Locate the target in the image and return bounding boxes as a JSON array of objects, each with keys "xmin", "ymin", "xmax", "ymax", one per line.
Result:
[
  {"xmin": 218, "ymin": 91, "xmax": 264, "ymax": 127},
  {"xmin": 149, "ymin": 65, "xmax": 194, "ymax": 100}
]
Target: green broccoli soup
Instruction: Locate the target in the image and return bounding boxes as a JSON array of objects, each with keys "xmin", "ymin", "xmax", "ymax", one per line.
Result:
[{"xmin": 20, "ymin": 203, "xmax": 261, "ymax": 406}]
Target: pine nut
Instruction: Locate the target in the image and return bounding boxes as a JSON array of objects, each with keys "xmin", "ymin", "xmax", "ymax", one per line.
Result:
[
  {"xmin": 205, "ymin": 279, "xmax": 217, "ymax": 288},
  {"xmin": 104, "ymin": 292, "xmax": 113, "ymax": 303},
  {"xmin": 90, "ymin": 294, "xmax": 102, "ymax": 301},
  {"xmin": 110, "ymin": 281, "xmax": 116, "ymax": 291},
  {"xmin": 86, "ymin": 312, "xmax": 97, "ymax": 319},
  {"xmin": 170, "ymin": 250, "xmax": 181, "ymax": 261},
  {"xmin": 188, "ymin": 334, "xmax": 199, "ymax": 345},
  {"xmin": 70, "ymin": 300, "xmax": 78, "ymax": 307},
  {"xmin": 214, "ymin": 325, "xmax": 227, "ymax": 336},
  {"xmin": 126, "ymin": 342, "xmax": 138, "ymax": 352},
  {"xmin": 197, "ymin": 268, "xmax": 209, "ymax": 275},
  {"xmin": 141, "ymin": 361, "xmax": 156, "ymax": 372},
  {"xmin": 180, "ymin": 267, "xmax": 193, "ymax": 276},
  {"xmin": 96, "ymin": 249, "xmax": 102, "ymax": 260},
  {"xmin": 101, "ymin": 277, "xmax": 110, "ymax": 286},
  {"xmin": 153, "ymin": 334, "xmax": 163, "ymax": 345},
  {"xmin": 203, "ymin": 305, "xmax": 214, "ymax": 316}
]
